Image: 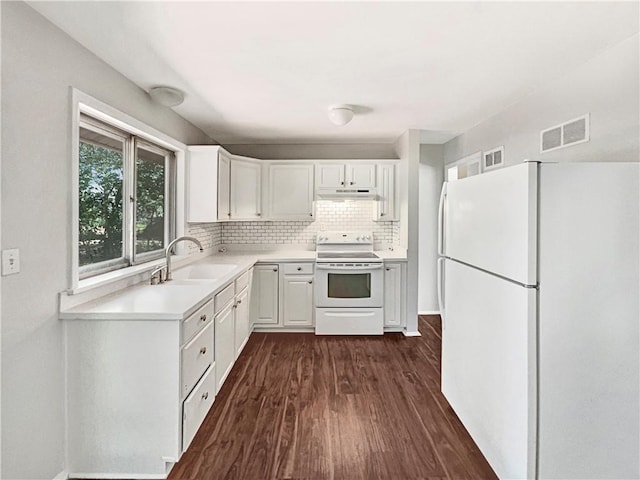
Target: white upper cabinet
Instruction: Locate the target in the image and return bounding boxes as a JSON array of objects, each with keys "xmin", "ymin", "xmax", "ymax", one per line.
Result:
[
  {"xmin": 187, "ymin": 146, "xmax": 220, "ymax": 223},
  {"xmin": 316, "ymin": 163, "xmax": 345, "ymax": 188},
  {"xmin": 267, "ymin": 163, "xmax": 314, "ymax": 220},
  {"xmin": 217, "ymin": 150, "xmax": 231, "ymax": 221},
  {"xmin": 375, "ymin": 163, "xmax": 398, "ymax": 221},
  {"xmin": 229, "ymin": 158, "xmax": 261, "ymax": 220},
  {"xmin": 346, "ymin": 163, "xmax": 376, "ymax": 188},
  {"xmin": 315, "ymin": 162, "xmax": 376, "ymax": 188}
]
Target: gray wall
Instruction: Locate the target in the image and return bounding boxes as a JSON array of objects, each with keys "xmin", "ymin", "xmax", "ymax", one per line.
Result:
[
  {"xmin": 394, "ymin": 130, "xmax": 421, "ymax": 334},
  {"xmin": 418, "ymin": 145, "xmax": 443, "ymax": 313},
  {"xmin": 1, "ymin": 3, "xmax": 212, "ymax": 478},
  {"xmin": 444, "ymin": 34, "xmax": 639, "ymax": 166}
]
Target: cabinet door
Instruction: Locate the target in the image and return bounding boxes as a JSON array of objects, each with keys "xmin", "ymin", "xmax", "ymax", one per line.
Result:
[
  {"xmin": 347, "ymin": 163, "xmax": 376, "ymax": 187},
  {"xmin": 214, "ymin": 302, "xmax": 235, "ymax": 392},
  {"xmin": 187, "ymin": 146, "xmax": 220, "ymax": 223},
  {"xmin": 234, "ymin": 287, "xmax": 250, "ymax": 359},
  {"xmin": 230, "ymin": 159, "xmax": 261, "ymax": 220},
  {"xmin": 250, "ymin": 265, "xmax": 279, "ymax": 326},
  {"xmin": 282, "ymin": 275, "xmax": 314, "ymax": 326},
  {"xmin": 217, "ymin": 151, "xmax": 231, "ymax": 221},
  {"xmin": 316, "ymin": 163, "xmax": 345, "ymax": 188},
  {"xmin": 268, "ymin": 163, "xmax": 315, "ymax": 219},
  {"xmin": 375, "ymin": 163, "xmax": 398, "ymax": 221},
  {"xmin": 384, "ymin": 262, "xmax": 405, "ymax": 327}
]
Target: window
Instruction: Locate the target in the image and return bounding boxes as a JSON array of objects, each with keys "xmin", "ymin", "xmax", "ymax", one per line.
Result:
[{"xmin": 79, "ymin": 114, "xmax": 175, "ymax": 278}]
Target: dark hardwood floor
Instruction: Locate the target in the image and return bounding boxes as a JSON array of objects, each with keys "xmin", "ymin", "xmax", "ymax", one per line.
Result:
[{"xmin": 169, "ymin": 315, "xmax": 497, "ymax": 480}]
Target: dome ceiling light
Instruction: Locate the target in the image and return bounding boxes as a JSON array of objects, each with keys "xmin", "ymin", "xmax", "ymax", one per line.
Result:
[
  {"xmin": 148, "ymin": 86, "xmax": 185, "ymax": 107},
  {"xmin": 328, "ymin": 105, "xmax": 354, "ymax": 126}
]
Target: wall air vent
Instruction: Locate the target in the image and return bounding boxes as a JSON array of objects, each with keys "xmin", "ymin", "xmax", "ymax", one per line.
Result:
[
  {"xmin": 483, "ymin": 146, "xmax": 504, "ymax": 171},
  {"xmin": 540, "ymin": 114, "xmax": 590, "ymax": 153}
]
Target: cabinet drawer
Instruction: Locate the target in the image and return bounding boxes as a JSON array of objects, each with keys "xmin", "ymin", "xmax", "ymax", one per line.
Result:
[
  {"xmin": 214, "ymin": 282, "xmax": 235, "ymax": 314},
  {"xmin": 234, "ymin": 269, "xmax": 250, "ymax": 292},
  {"xmin": 182, "ymin": 299, "xmax": 214, "ymax": 344},
  {"xmin": 182, "ymin": 363, "xmax": 215, "ymax": 452},
  {"xmin": 282, "ymin": 263, "xmax": 314, "ymax": 275},
  {"xmin": 181, "ymin": 322, "xmax": 214, "ymax": 398}
]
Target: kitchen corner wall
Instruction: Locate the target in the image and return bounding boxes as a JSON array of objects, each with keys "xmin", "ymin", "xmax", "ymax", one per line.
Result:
[
  {"xmin": 188, "ymin": 200, "xmax": 398, "ymax": 249},
  {"xmin": 1, "ymin": 3, "xmax": 214, "ymax": 479}
]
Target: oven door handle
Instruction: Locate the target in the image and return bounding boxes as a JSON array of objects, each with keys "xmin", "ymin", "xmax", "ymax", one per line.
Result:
[{"xmin": 315, "ymin": 264, "xmax": 384, "ymax": 271}]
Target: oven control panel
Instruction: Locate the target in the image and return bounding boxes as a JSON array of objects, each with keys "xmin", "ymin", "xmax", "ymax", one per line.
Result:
[{"xmin": 316, "ymin": 231, "xmax": 373, "ymax": 245}]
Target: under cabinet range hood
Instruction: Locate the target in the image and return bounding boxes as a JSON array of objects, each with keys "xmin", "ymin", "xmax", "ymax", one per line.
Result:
[{"xmin": 316, "ymin": 187, "xmax": 377, "ymax": 199}]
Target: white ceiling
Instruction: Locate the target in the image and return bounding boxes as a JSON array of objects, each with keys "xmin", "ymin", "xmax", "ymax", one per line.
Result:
[{"xmin": 28, "ymin": 1, "xmax": 639, "ymax": 145}]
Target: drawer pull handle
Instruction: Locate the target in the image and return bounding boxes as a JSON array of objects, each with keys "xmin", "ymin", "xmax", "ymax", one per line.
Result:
[
  {"xmin": 200, "ymin": 314, "xmax": 207, "ymax": 322},
  {"xmin": 202, "ymin": 392, "xmax": 209, "ymax": 400},
  {"xmin": 200, "ymin": 347, "xmax": 207, "ymax": 355}
]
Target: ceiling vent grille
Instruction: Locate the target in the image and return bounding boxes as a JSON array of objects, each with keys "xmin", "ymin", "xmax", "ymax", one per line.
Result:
[
  {"xmin": 483, "ymin": 146, "xmax": 504, "ymax": 171},
  {"xmin": 540, "ymin": 114, "xmax": 590, "ymax": 153}
]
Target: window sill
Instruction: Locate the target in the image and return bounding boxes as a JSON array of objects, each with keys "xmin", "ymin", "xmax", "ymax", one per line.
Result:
[
  {"xmin": 73, "ymin": 259, "xmax": 167, "ymax": 295},
  {"xmin": 61, "ymin": 254, "xmax": 195, "ymax": 313}
]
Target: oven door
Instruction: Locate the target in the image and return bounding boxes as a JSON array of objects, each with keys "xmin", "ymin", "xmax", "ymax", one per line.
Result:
[{"xmin": 314, "ymin": 263, "xmax": 384, "ymax": 308}]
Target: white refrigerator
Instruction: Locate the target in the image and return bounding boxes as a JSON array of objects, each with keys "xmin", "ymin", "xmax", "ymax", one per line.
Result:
[{"xmin": 437, "ymin": 161, "xmax": 639, "ymax": 480}]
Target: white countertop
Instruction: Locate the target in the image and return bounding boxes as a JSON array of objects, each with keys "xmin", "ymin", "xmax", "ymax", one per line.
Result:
[{"xmin": 60, "ymin": 248, "xmax": 408, "ymax": 321}]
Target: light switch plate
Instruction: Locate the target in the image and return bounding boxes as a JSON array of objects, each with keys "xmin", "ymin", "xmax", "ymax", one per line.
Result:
[{"xmin": 2, "ymin": 249, "xmax": 20, "ymax": 275}]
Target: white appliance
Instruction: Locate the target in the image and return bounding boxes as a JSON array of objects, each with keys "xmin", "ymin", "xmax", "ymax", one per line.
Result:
[
  {"xmin": 316, "ymin": 187, "xmax": 377, "ymax": 200},
  {"xmin": 437, "ymin": 161, "xmax": 639, "ymax": 479},
  {"xmin": 315, "ymin": 231, "xmax": 384, "ymax": 335}
]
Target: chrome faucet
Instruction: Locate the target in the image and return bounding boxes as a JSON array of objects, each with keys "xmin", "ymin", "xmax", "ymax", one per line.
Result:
[{"xmin": 163, "ymin": 236, "xmax": 204, "ymax": 282}]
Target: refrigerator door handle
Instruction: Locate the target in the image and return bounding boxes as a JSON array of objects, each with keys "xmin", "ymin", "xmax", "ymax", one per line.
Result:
[
  {"xmin": 437, "ymin": 257, "xmax": 445, "ymax": 325},
  {"xmin": 437, "ymin": 182, "xmax": 447, "ymax": 256}
]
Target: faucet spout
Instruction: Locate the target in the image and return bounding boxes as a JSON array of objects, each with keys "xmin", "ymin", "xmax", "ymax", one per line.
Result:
[{"xmin": 164, "ymin": 236, "xmax": 204, "ymax": 282}]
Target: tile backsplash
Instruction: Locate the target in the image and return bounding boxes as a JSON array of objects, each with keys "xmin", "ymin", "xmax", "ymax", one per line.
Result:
[{"xmin": 188, "ymin": 200, "xmax": 399, "ymax": 249}]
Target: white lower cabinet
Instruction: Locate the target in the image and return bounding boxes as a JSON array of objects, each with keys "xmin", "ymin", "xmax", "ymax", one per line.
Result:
[
  {"xmin": 282, "ymin": 274, "xmax": 314, "ymax": 326},
  {"xmin": 251, "ymin": 264, "xmax": 280, "ymax": 326},
  {"xmin": 251, "ymin": 262, "xmax": 314, "ymax": 329},
  {"xmin": 384, "ymin": 262, "xmax": 406, "ymax": 328},
  {"xmin": 234, "ymin": 286, "xmax": 250, "ymax": 358},
  {"xmin": 215, "ymin": 302, "xmax": 235, "ymax": 392},
  {"xmin": 182, "ymin": 363, "xmax": 216, "ymax": 451}
]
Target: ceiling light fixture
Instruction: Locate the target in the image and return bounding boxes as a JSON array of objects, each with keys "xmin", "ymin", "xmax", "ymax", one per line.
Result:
[
  {"xmin": 328, "ymin": 105, "xmax": 354, "ymax": 126},
  {"xmin": 148, "ymin": 86, "xmax": 185, "ymax": 107}
]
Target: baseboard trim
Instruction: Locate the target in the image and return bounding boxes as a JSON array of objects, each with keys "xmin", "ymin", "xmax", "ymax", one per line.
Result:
[
  {"xmin": 418, "ymin": 310, "xmax": 441, "ymax": 315},
  {"xmin": 68, "ymin": 474, "xmax": 165, "ymax": 480},
  {"xmin": 53, "ymin": 470, "xmax": 68, "ymax": 480},
  {"xmin": 403, "ymin": 330, "xmax": 422, "ymax": 337}
]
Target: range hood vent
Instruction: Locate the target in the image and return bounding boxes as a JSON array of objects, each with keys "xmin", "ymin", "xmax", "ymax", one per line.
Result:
[{"xmin": 316, "ymin": 187, "xmax": 378, "ymax": 200}]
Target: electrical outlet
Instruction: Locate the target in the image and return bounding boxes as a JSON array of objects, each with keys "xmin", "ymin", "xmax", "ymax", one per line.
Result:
[{"xmin": 2, "ymin": 249, "xmax": 20, "ymax": 276}]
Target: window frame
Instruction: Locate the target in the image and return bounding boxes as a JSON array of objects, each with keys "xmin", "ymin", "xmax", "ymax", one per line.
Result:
[{"xmin": 71, "ymin": 89, "xmax": 187, "ymax": 292}]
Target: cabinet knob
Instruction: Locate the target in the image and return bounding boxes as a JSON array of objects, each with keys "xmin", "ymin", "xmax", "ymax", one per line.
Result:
[
  {"xmin": 380, "ymin": 213, "xmax": 385, "ymax": 217},
  {"xmin": 297, "ymin": 267, "xmax": 302, "ymax": 271},
  {"xmin": 202, "ymin": 392, "xmax": 209, "ymax": 400},
  {"xmin": 309, "ymin": 213, "xmax": 313, "ymax": 216},
  {"xmin": 237, "ymin": 299, "xmax": 242, "ymax": 304},
  {"xmin": 308, "ymin": 281, "xmax": 313, "ymax": 284},
  {"xmin": 273, "ymin": 268, "xmax": 278, "ymax": 272},
  {"xmin": 256, "ymin": 213, "xmax": 261, "ymax": 216},
  {"xmin": 386, "ymin": 268, "xmax": 390, "ymax": 271},
  {"xmin": 340, "ymin": 181, "xmax": 344, "ymax": 185},
  {"xmin": 350, "ymin": 181, "xmax": 354, "ymax": 185},
  {"xmin": 200, "ymin": 314, "xmax": 207, "ymax": 322},
  {"xmin": 200, "ymin": 346, "xmax": 207, "ymax": 355}
]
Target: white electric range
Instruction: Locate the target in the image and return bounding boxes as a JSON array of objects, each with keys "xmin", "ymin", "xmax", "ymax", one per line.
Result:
[{"xmin": 314, "ymin": 231, "xmax": 384, "ymax": 335}]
